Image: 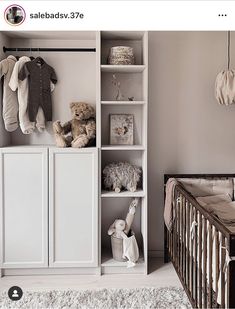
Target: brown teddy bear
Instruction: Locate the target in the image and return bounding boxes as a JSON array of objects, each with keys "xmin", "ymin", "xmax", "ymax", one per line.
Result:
[{"xmin": 53, "ymin": 102, "xmax": 96, "ymax": 148}]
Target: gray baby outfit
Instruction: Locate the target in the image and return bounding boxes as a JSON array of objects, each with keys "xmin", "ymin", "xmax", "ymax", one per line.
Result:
[
  {"xmin": 19, "ymin": 58, "xmax": 57, "ymax": 122},
  {"xmin": 0, "ymin": 55, "xmax": 18, "ymax": 132}
]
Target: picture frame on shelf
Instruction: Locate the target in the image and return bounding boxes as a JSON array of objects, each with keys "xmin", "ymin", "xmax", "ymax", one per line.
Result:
[{"xmin": 110, "ymin": 114, "xmax": 134, "ymax": 145}]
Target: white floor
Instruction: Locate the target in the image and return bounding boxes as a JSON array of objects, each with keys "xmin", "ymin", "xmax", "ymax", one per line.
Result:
[{"xmin": 0, "ymin": 259, "xmax": 181, "ymax": 293}]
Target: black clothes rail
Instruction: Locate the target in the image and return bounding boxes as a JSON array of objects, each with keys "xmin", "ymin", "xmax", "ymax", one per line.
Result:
[{"xmin": 3, "ymin": 47, "xmax": 96, "ymax": 53}]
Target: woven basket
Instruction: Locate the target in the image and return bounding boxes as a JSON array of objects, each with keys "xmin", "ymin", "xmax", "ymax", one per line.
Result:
[{"xmin": 108, "ymin": 46, "xmax": 134, "ymax": 65}]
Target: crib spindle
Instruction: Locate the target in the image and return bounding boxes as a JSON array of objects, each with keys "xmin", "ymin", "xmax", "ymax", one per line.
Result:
[
  {"xmin": 177, "ymin": 193, "xmax": 180, "ymax": 272},
  {"xmin": 203, "ymin": 217, "xmax": 208, "ymax": 308},
  {"xmin": 215, "ymin": 230, "xmax": 220, "ymax": 308},
  {"xmin": 208, "ymin": 223, "xmax": 213, "ymax": 308},
  {"xmin": 187, "ymin": 199, "xmax": 190, "ymax": 288},
  {"xmin": 180, "ymin": 195, "xmax": 183, "ymax": 277},
  {"xmin": 198, "ymin": 212, "xmax": 203, "ymax": 308},
  {"xmin": 220, "ymin": 236, "xmax": 226, "ymax": 308},
  {"xmin": 190, "ymin": 204, "xmax": 194, "ymax": 298},
  {"xmin": 183, "ymin": 197, "xmax": 187, "ymax": 284},
  {"xmin": 194, "ymin": 208, "xmax": 198, "ymax": 307}
]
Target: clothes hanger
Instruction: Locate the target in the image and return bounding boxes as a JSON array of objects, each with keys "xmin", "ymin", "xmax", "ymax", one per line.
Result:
[
  {"xmin": 35, "ymin": 48, "xmax": 44, "ymax": 65},
  {"xmin": 29, "ymin": 47, "xmax": 34, "ymax": 61},
  {"xmin": 15, "ymin": 47, "xmax": 19, "ymax": 61}
]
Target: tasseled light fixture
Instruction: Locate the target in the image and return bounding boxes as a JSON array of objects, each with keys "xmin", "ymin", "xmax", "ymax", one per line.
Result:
[{"xmin": 215, "ymin": 31, "xmax": 235, "ymax": 105}]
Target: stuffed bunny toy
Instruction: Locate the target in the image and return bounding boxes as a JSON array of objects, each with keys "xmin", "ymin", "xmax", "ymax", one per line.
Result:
[{"xmin": 107, "ymin": 198, "xmax": 139, "ymax": 239}]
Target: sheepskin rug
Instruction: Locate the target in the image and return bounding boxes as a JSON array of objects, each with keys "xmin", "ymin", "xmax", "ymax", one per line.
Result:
[{"xmin": 0, "ymin": 286, "xmax": 191, "ymax": 309}]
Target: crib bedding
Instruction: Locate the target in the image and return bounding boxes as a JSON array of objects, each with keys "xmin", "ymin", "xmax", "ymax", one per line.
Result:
[
  {"xmin": 195, "ymin": 194, "xmax": 232, "ymax": 207},
  {"xmin": 177, "ymin": 178, "xmax": 234, "ymax": 198},
  {"xmin": 201, "ymin": 201, "xmax": 235, "ymax": 226}
]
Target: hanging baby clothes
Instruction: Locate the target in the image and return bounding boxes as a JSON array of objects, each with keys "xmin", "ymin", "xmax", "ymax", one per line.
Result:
[
  {"xmin": 36, "ymin": 82, "xmax": 55, "ymax": 132},
  {"xmin": 9, "ymin": 56, "xmax": 56, "ymax": 134},
  {"xmin": 0, "ymin": 55, "xmax": 19, "ymax": 132},
  {"xmin": 18, "ymin": 58, "xmax": 57, "ymax": 122}
]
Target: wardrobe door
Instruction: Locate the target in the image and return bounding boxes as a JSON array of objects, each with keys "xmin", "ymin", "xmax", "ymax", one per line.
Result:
[
  {"xmin": 0, "ymin": 148, "xmax": 48, "ymax": 268},
  {"xmin": 49, "ymin": 148, "xmax": 98, "ymax": 267}
]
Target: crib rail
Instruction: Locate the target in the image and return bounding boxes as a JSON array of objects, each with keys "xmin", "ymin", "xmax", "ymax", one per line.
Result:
[{"xmin": 166, "ymin": 183, "xmax": 235, "ymax": 309}]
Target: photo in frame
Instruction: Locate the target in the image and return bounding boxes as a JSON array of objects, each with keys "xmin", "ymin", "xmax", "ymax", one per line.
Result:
[{"xmin": 110, "ymin": 114, "xmax": 134, "ymax": 145}]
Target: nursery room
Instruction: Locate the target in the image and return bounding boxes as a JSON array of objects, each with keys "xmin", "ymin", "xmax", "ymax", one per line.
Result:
[{"xmin": 0, "ymin": 30, "xmax": 235, "ymax": 309}]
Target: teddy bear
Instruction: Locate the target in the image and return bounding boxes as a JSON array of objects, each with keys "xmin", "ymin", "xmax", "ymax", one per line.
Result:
[
  {"xmin": 53, "ymin": 102, "xmax": 96, "ymax": 148},
  {"xmin": 103, "ymin": 162, "xmax": 141, "ymax": 193}
]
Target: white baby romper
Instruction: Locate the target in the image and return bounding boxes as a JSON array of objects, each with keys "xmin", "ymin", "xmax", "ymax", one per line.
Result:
[
  {"xmin": 9, "ymin": 56, "xmax": 55, "ymax": 133},
  {"xmin": 0, "ymin": 55, "xmax": 18, "ymax": 132}
]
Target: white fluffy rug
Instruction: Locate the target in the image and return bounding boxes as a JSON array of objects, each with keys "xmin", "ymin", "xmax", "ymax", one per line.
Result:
[{"xmin": 0, "ymin": 287, "xmax": 191, "ymax": 309}]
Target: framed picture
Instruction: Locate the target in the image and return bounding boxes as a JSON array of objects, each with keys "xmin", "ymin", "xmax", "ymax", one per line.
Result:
[{"xmin": 110, "ymin": 114, "xmax": 134, "ymax": 145}]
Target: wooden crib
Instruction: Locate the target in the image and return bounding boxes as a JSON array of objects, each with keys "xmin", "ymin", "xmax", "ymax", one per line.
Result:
[{"xmin": 164, "ymin": 174, "xmax": 235, "ymax": 309}]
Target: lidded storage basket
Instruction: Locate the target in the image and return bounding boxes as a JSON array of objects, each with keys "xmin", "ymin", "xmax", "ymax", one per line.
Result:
[{"xmin": 108, "ymin": 46, "xmax": 134, "ymax": 65}]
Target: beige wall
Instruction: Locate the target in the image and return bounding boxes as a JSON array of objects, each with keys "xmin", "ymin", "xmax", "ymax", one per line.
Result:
[{"xmin": 148, "ymin": 31, "xmax": 235, "ymax": 254}]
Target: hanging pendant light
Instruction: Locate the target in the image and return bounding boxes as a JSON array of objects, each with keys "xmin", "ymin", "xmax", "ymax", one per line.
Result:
[{"xmin": 215, "ymin": 31, "xmax": 235, "ymax": 105}]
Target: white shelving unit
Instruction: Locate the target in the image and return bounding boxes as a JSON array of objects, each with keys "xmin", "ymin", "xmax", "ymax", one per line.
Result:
[
  {"xmin": 0, "ymin": 30, "xmax": 148, "ymax": 277},
  {"xmin": 97, "ymin": 31, "xmax": 148, "ymax": 275}
]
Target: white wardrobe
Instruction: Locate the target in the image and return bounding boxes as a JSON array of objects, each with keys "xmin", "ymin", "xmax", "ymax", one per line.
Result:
[{"xmin": 0, "ymin": 31, "xmax": 148, "ymax": 276}]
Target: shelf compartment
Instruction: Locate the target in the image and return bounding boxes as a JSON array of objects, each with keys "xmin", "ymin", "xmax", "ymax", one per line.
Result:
[
  {"xmin": 101, "ymin": 150, "xmax": 144, "ymax": 190},
  {"xmin": 101, "ymin": 198, "xmax": 143, "ymax": 258},
  {"xmin": 101, "ymin": 189, "xmax": 145, "ymax": 198},
  {"xmin": 101, "ymin": 196, "xmax": 145, "ymax": 274},
  {"xmin": 101, "ymin": 72, "xmax": 143, "ymax": 102},
  {"xmin": 101, "ymin": 105, "xmax": 144, "ymax": 146},
  {"xmin": 101, "ymin": 65, "xmax": 146, "ymax": 73},
  {"xmin": 101, "ymin": 101, "xmax": 146, "ymax": 105},
  {"xmin": 101, "ymin": 32, "xmax": 145, "ymax": 66}
]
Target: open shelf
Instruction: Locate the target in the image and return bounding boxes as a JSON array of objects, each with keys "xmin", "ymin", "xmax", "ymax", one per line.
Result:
[
  {"xmin": 101, "ymin": 72, "xmax": 144, "ymax": 102},
  {"xmin": 101, "ymin": 31, "xmax": 145, "ymax": 66},
  {"xmin": 101, "ymin": 101, "xmax": 146, "ymax": 105},
  {"xmin": 101, "ymin": 145, "xmax": 145, "ymax": 151},
  {"xmin": 101, "ymin": 189, "xmax": 145, "ymax": 198},
  {"xmin": 101, "ymin": 65, "xmax": 146, "ymax": 73},
  {"xmin": 101, "ymin": 196, "xmax": 146, "ymax": 274},
  {"xmin": 101, "ymin": 252, "xmax": 144, "ymax": 267},
  {"xmin": 101, "ymin": 105, "xmax": 144, "ymax": 146}
]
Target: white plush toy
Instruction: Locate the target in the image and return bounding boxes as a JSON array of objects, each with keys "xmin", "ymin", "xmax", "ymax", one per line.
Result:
[
  {"xmin": 103, "ymin": 162, "xmax": 141, "ymax": 193},
  {"xmin": 108, "ymin": 198, "xmax": 139, "ymax": 239},
  {"xmin": 108, "ymin": 198, "xmax": 140, "ymax": 267}
]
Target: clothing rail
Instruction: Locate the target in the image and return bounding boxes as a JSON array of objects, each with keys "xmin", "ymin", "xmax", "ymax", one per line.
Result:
[{"xmin": 3, "ymin": 47, "xmax": 96, "ymax": 53}]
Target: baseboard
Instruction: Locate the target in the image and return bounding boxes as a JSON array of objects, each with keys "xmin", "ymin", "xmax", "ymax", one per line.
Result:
[{"xmin": 148, "ymin": 250, "xmax": 164, "ymax": 258}]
